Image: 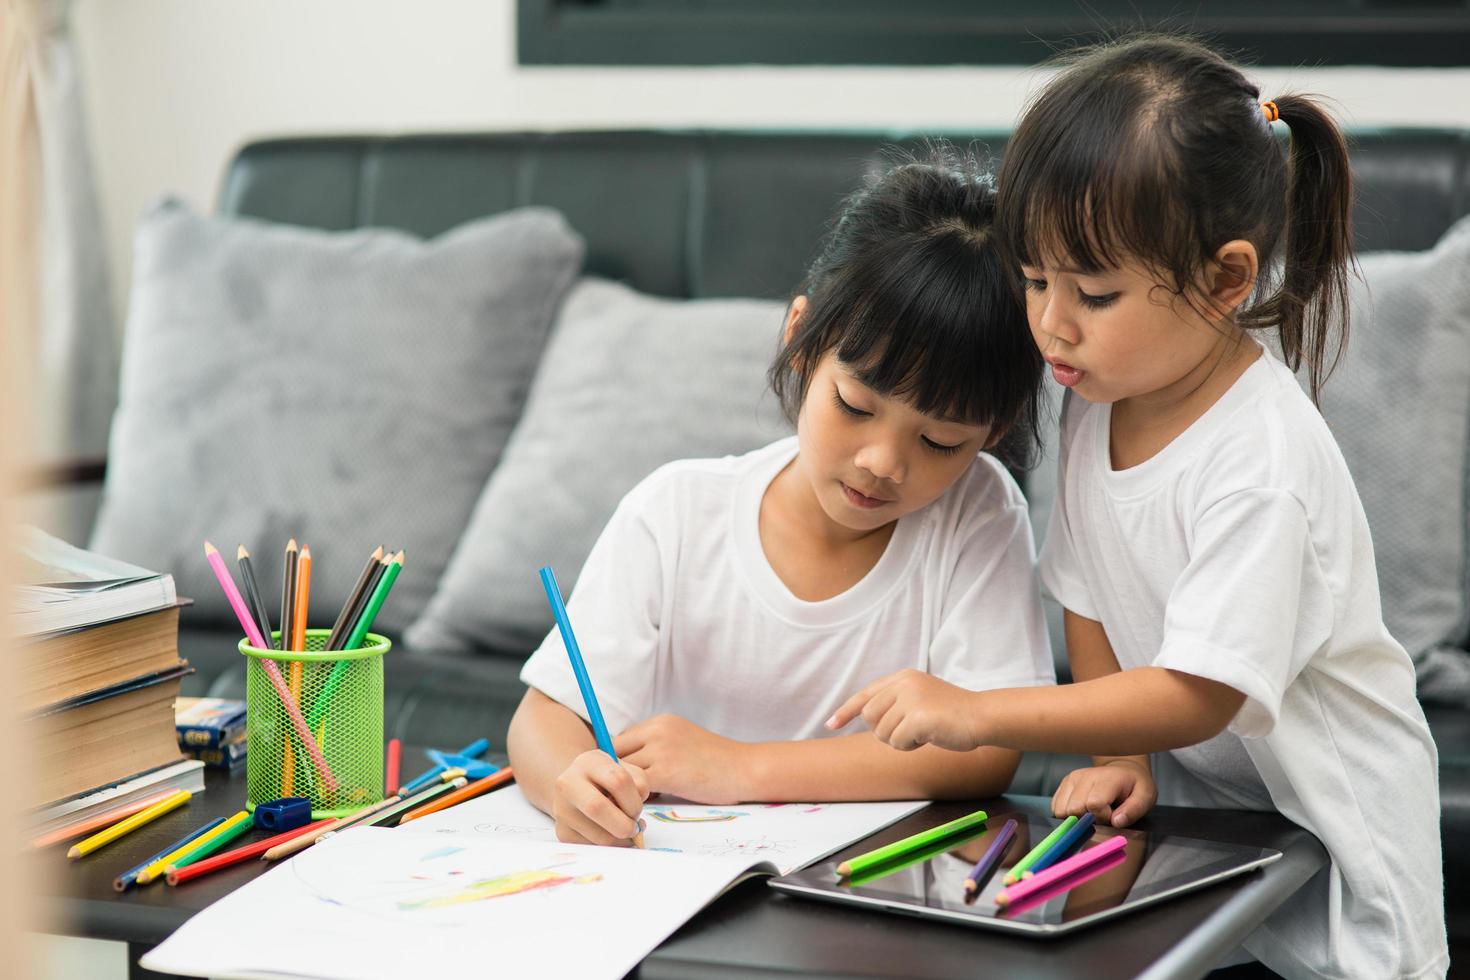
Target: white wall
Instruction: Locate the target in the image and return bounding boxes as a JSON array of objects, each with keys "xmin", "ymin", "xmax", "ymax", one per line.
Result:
[{"xmin": 75, "ymin": 0, "xmax": 1470, "ymax": 328}]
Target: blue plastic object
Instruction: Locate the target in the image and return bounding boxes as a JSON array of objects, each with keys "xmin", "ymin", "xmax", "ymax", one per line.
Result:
[
  {"xmin": 254, "ymin": 796, "xmax": 314, "ymax": 832},
  {"xmin": 426, "ymin": 749, "xmax": 499, "ymax": 780},
  {"xmin": 398, "ymin": 738, "xmax": 491, "ymax": 795}
]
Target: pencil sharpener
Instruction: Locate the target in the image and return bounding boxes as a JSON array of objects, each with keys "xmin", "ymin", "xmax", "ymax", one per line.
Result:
[{"xmin": 255, "ymin": 797, "xmax": 313, "ymax": 831}]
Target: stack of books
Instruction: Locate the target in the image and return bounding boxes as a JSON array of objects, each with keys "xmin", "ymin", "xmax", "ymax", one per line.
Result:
[
  {"xmin": 17, "ymin": 528, "xmax": 204, "ymax": 837},
  {"xmin": 176, "ymin": 697, "xmax": 248, "ymax": 771}
]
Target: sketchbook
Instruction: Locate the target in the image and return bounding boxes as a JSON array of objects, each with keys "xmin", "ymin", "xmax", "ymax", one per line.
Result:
[
  {"xmin": 142, "ymin": 827, "xmax": 834, "ymax": 979},
  {"xmin": 396, "ymin": 784, "xmax": 926, "ymax": 875}
]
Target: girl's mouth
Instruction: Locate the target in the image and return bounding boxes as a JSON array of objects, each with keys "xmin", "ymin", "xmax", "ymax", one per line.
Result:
[
  {"xmin": 1051, "ymin": 362, "xmax": 1084, "ymax": 387},
  {"xmin": 841, "ymin": 482, "xmax": 890, "ymax": 510}
]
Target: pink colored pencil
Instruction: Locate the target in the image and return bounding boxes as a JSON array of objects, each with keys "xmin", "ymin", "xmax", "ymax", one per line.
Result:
[
  {"xmin": 204, "ymin": 542, "xmax": 337, "ymax": 792},
  {"xmin": 29, "ymin": 791, "xmax": 177, "ymax": 849},
  {"xmin": 385, "ymin": 738, "xmax": 401, "ymax": 797},
  {"xmin": 995, "ymin": 834, "xmax": 1128, "ymax": 907}
]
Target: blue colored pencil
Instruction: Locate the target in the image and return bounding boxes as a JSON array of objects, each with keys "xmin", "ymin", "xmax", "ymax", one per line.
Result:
[
  {"xmin": 962, "ymin": 818, "xmax": 1017, "ymax": 897},
  {"xmin": 1023, "ymin": 812, "xmax": 1096, "ymax": 878},
  {"xmin": 398, "ymin": 738, "xmax": 490, "ymax": 795},
  {"xmin": 539, "ymin": 565, "xmax": 643, "ymax": 847},
  {"xmin": 539, "ymin": 566, "xmax": 616, "ymax": 758},
  {"xmin": 112, "ymin": 816, "xmax": 226, "ymax": 891}
]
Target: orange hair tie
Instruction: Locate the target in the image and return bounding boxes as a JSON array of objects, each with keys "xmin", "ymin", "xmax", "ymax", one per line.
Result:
[{"xmin": 1261, "ymin": 100, "xmax": 1280, "ymax": 123}]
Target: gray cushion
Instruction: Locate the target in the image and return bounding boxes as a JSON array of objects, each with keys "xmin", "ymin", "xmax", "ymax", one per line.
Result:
[
  {"xmin": 1323, "ymin": 217, "xmax": 1470, "ymax": 700},
  {"xmin": 90, "ymin": 199, "xmax": 584, "ymax": 635},
  {"xmin": 407, "ymin": 277, "xmax": 791, "ymax": 653}
]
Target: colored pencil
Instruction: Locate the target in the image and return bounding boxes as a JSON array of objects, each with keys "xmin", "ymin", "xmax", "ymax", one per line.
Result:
[
  {"xmin": 540, "ymin": 564, "xmax": 643, "ymax": 847},
  {"xmin": 397, "ymin": 767, "xmax": 515, "ymax": 824},
  {"xmin": 204, "ymin": 541, "xmax": 337, "ymax": 792},
  {"xmin": 284, "ymin": 545, "xmax": 312, "ymax": 795},
  {"xmin": 356, "ymin": 777, "xmax": 467, "ymax": 828},
  {"xmin": 1022, "ymin": 812, "xmax": 1095, "ymax": 878},
  {"xmin": 262, "ymin": 795, "xmax": 403, "ymax": 862},
  {"xmin": 997, "ymin": 849, "xmax": 1129, "ymax": 917},
  {"xmin": 307, "ymin": 551, "xmax": 403, "ymax": 727},
  {"xmin": 167, "ymin": 817, "xmax": 335, "ymax": 886},
  {"xmin": 385, "ymin": 738, "xmax": 401, "ymax": 797},
  {"xmin": 280, "ymin": 538, "xmax": 298, "ymax": 653},
  {"xmin": 995, "ymin": 834, "xmax": 1128, "ymax": 907},
  {"xmin": 31, "ymin": 791, "xmax": 176, "ymax": 850},
  {"xmin": 1004, "ymin": 815, "xmax": 1077, "ymax": 884},
  {"xmin": 236, "ymin": 545, "xmax": 273, "ymax": 651},
  {"xmin": 835, "ymin": 808, "xmax": 989, "ymax": 878},
  {"xmin": 398, "ymin": 737, "xmax": 489, "ymax": 796},
  {"xmin": 67, "ymin": 790, "xmax": 191, "ymax": 859},
  {"xmin": 113, "ymin": 816, "xmax": 225, "ymax": 891},
  {"xmin": 162, "ymin": 810, "xmax": 256, "ymax": 875},
  {"xmin": 135, "ymin": 811, "xmax": 252, "ymax": 885},
  {"xmin": 962, "ymin": 818, "xmax": 1017, "ymax": 897},
  {"xmin": 324, "ymin": 546, "xmax": 385, "ymax": 652}
]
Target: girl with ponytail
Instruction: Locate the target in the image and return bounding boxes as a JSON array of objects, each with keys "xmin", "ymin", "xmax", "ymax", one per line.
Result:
[{"xmin": 828, "ymin": 35, "xmax": 1446, "ymax": 979}]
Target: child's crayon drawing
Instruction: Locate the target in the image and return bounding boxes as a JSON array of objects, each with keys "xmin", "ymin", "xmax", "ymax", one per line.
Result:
[
  {"xmin": 398, "ymin": 869, "xmax": 603, "ymax": 910},
  {"xmin": 647, "ymin": 806, "xmax": 749, "ymax": 823},
  {"xmin": 698, "ymin": 836, "xmax": 794, "ymax": 859}
]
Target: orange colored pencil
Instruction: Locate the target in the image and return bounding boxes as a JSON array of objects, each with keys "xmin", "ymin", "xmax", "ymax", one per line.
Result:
[
  {"xmin": 29, "ymin": 791, "xmax": 177, "ymax": 849},
  {"xmin": 291, "ymin": 546, "xmax": 311, "ymax": 653},
  {"xmin": 397, "ymin": 767, "xmax": 515, "ymax": 823}
]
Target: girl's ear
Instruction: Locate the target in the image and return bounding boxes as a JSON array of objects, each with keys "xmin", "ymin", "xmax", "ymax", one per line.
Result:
[
  {"xmin": 783, "ymin": 295, "xmax": 809, "ymax": 346},
  {"xmin": 1204, "ymin": 240, "xmax": 1259, "ymax": 321}
]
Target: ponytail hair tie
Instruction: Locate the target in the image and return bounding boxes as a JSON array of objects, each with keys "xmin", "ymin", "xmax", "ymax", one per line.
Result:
[{"xmin": 1261, "ymin": 100, "xmax": 1280, "ymax": 123}]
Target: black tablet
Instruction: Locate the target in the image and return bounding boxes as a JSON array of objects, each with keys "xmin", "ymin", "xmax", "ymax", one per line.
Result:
[{"xmin": 768, "ymin": 808, "xmax": 1281, "ymax": 937}]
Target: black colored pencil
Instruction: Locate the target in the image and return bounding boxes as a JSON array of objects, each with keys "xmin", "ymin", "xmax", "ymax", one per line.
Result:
[
  {"xmin": 324, "ymin": 546, "xmax": 386, "ymax": 652},
  {"xmin": 279, "ymin": 539, "xmax": 299, "ymax": 653},
  {"xmin": 330, "ymin": 552, "xmax": 388, "ymax": 652},
  {"xmin": 236, "ymin": 545, "xmax": 273, "ymax": 648}
]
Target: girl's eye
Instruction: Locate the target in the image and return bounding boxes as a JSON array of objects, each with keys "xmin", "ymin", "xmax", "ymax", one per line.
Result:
[
  {"xmin": 833, "ymin": 390, "xmax": 870, "ymax": 418},
  {"xmin": 922, "ymin": 436, "xmax": 963, "ymax": 456},
  {"xmin": 1022, "ymin": 276, "xmax": 1047, "ymax": 293},
  {"xmin": 1078, "ymin": 289, "xmax": 1120, "ymax": 310}
]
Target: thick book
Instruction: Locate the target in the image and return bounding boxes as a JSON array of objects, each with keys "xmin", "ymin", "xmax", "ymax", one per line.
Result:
[
  {"xmin": 175, "ymin": 697, "xmax": 247, "ymax": 749},
  {"xmin": 28, "ymin": 758, "xmax": 206, "ymax": 837},
  {"xmin": 26, "ymin": 663, "xmax": 193, "ymax": 810},
  {"xmin": 13, "ymin": 526, "xmax": 177, "ymax": 637},
  {"xmin": 18, "ymin": 603, "xmax": 185, "ymax": 714}
]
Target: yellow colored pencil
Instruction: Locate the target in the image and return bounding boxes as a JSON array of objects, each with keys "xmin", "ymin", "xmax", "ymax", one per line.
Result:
[
  {"xmin": 136, "ymin": 810, "xmax": 251, "ymax": 885},
  {"xmin": 67, "ymin": 790, "xmax": 191, "ymax": 859}
]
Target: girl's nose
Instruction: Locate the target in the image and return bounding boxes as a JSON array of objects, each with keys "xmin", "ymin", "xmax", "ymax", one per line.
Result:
[
  {"xmin": 1037, "ymin": 293, "xmax": 1081, "ymax": 347},
  {"xmin": 855, "ymin": 441, "xmax": 905, "ymax": 485}
]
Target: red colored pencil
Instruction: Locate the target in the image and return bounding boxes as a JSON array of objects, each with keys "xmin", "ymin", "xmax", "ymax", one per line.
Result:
[
  {"xmin": 165, "ymin": 817, "xmax": 335, "ymax": 886},
  {"xmin": 385, "ymin": 738, "xmax": 401, "ymax": 797}
]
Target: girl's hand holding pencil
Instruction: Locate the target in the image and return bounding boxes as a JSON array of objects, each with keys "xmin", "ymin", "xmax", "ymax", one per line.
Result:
[
  {"xmin": 826, "ymin": 668, "xmax": 985, "ymax": 752},
  {"xmin": 552, "ymin": 748, "xmax": 649, "ymax": 847}
]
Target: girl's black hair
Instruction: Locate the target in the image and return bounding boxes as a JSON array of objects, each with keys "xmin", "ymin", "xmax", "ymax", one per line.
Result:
[
  {"xmin": 996, "ymin": 34, "xmax": 1355, "ymax": 401},
  {"xmin": 770, "ymin": 146, "xmax": 1043, "ymax": 466}
]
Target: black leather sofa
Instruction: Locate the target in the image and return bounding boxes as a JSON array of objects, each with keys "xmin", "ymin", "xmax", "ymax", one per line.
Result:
[{"xmin": 141, "ymin": 128, "xmax": 1466, "ymax": 943}]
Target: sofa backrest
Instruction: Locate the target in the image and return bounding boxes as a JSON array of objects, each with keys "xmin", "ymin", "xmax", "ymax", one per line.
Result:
[{"xmin": 219, "ymin": 129, "xmax": 1470, "ymax": 301}]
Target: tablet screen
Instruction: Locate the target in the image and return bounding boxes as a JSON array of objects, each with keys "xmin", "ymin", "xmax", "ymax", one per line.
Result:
[{"xmin": 769, "ymin": 808, "xmax": 1281, "ymax": 936}]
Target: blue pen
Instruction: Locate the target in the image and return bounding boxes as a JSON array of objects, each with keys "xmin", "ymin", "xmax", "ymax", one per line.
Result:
[
  {"xmin": 1024, "ymin": 812, "xmax": 1096, "ymax": 877},
  {"xmin": 539, "ymin": 565, "xmax": 644, "ymax": 846}
]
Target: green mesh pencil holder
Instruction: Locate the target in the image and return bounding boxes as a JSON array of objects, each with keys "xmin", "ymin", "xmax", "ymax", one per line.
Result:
[{"xmin": 239, "ymin": 629, "xmax": 388, "ymax": 818}]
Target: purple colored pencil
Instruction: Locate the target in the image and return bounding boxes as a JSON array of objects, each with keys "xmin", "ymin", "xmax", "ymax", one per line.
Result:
[{"xmin": 962, "ymin": 818, "xmax": 1017, "ymax": 896}]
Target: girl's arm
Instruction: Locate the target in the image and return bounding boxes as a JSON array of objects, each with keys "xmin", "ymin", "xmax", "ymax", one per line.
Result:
[
  {"xmin": 506, "ymin": 686, "xmax": 599, "ymax": 814},
  {"xmin": 614, "ymin": 712, "xmax": 1019, "ymax": 803},
  {"xmin": 1063, "ymin": 610, "xmax": 1151, "ymax": 772}
]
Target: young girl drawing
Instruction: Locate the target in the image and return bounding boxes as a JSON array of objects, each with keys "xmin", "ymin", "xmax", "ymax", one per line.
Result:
[
  {"xmin": 507, "ymin": 153, "xmax": 1054, "ymax": 847},
  {"xmin": 829, "ymin": 37, "xmax": 1446, "ymax": 979}
]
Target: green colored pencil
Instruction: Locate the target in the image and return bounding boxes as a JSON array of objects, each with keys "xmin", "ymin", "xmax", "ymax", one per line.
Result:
[
  {"xmin": 306, "ymin": 551, "xmax": 403, "ymax": 728},
  {"xmin": 836, "ymin": 808, "xmax": 988, "ymax": 878},
  {"xmin": 163, "ymin": 811, "xmax": 255, "ymax": 875},
  {"xmin": 1004, "ymin": 814, "xmax": 1078, "ymax": 884}
]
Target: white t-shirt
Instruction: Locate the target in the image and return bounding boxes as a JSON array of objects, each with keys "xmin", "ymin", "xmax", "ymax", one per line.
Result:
[
  {"xmin": 521, "ymin": 436, "xmax": 1054, "ymax": 746},
  {"xmin": 1039, "ymin": 348, "xmax": 1447, "ymax": 980}
]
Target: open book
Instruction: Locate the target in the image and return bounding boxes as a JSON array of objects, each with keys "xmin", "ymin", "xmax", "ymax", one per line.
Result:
[
  {"xmin": 141, "ymin": 795, "xmax": 925, "ymax": 980},
  {"xmin": 13, "ymin": 527, "xmax": 176, "ymax": 637}
]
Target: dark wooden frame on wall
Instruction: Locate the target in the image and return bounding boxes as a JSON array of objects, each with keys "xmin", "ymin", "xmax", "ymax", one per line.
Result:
[{"xmin": 517, "ymin": 0, "xmax": 1470, "ymax": 69}]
